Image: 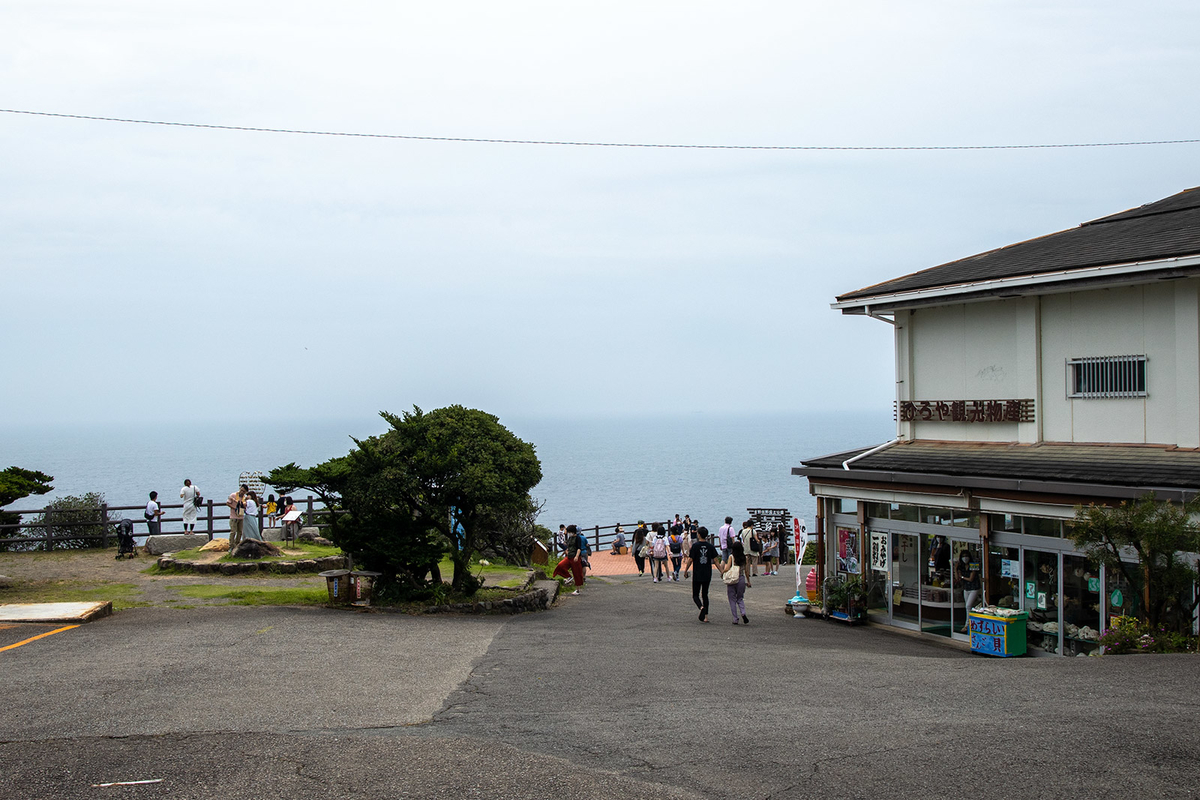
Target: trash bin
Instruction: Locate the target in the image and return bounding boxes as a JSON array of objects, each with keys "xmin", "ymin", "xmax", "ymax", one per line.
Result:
[
  {"xmin": 319, "ymin": 569, "xmax": 351, "ymax": 604},
  {"xmin": 349, "ymin": 570, "xmax": 382, "ymax": 606}
]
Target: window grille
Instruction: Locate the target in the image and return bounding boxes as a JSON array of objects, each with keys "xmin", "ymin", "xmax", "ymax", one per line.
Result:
[{"xmin": 1066, "ymin": 355, "xmax": 1147, "ymax": 398}]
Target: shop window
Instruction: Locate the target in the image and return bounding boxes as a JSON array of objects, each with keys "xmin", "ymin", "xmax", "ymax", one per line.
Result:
[
  {"xmin": 1105, "ymin": 566, "xmax": 1143, "ymax": 627},
  {"xmin": 988, "ymin": 514, "xmax": 1020, "ymax": 533},
  {"xmin": 1067, "ymin": 355, "xmax": 1147, "ymax": 398},
  {"xmin": 1024, "ymin": 550, "xmax": 1060, "ymax": 654},
  {"xmin": 836, "ymin": 498, "xmax": 858, "ymax": 515},
  {"xmin": 1062, "ymin": 555, "xmax": 1102, "ymax": 655},
  {"xmin": 891, "ymin": 504, "xmax": 919, "ymax": 522},
  {"xmin": 952, "ymin": 510, "xmax": 980, "ymax": 529},
  {"xmin": 1022, "ymin": 517, "xmax": 1063, "ymax": 538},
  {"xmin": 988, "ymin": 545, "xmax": 1020, "ymax": 609},
  {"xmin": 865, "ymin": 502, "xmax": 890, "ymax": 520},
  {"xmin": 919, "ymin": 507, "xmax": 955, "ymax": 525}
]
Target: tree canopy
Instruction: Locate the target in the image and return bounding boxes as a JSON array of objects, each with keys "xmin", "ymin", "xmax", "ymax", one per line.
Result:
[
  {"xmin": 1069, "ymin": 494, "xmax": 1200, "ymax": 632},
  {"xmin": 267, "ymin": 406, "xmax": 541, "ymax": 597},
  {"xmin": 0, "ymin": 466, "xmax": 54, "ymax": 508}
]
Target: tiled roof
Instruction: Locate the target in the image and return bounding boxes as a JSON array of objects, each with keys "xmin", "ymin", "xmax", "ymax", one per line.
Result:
[
  {"xmin": 797, "ymin": 440, "xmax": 1200, "ymax": 494},
  {"xmin": 838, "ymin": 187, "xmax": 1200, "ymax": 302}
]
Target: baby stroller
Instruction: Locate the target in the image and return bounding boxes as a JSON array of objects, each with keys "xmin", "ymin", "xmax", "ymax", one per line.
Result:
[{"xmin": 115, "ymin": 519, "xmax": 137, "ymax": 559}]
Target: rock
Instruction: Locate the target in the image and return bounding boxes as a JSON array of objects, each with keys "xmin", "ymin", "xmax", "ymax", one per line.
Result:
[
  {"xmin": 199, "ymin": 539, "xmax": 229, "ymax": 552},
  {"xmin": 296, "ymin": 527, "xmax": 322, "ymax": 542},
  {"xmin": 0, "ymin": 574, "xmax": 13, "ymax": 588},
  {"xmin": 315, "ymin": 556, "xmax": 346, "ymax": 570},
  {"xmin": 144, "ymin": 534, "xmax": 212, "ymax": 556},
  {"xmin": 296, "ymin": 559, "xmax": 317, "ymax": 572},
  {"xmin": 310, "ymin": 536, "xmax": 334, "ymax": 547},
  {"xmin": 219, "ymin": 563, "xmax": 239, "ymax": 575},
  {"xmin": 275, "ymin": 561, "xmax": 298, "ymax": 574},
  {"xmin": 231, "ymin": 540, "xmax": 283, "ymax": 559}
]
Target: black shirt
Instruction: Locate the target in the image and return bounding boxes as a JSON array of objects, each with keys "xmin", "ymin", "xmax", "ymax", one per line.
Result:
[{"xmin": 689, "ymin": 540, "xmax": 719, "ymax": 580}]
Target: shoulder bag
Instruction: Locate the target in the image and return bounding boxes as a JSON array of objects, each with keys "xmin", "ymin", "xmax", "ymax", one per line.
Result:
[{"xmin": 722, "ymin": 564, "xmax": 741, "ymax": 585}]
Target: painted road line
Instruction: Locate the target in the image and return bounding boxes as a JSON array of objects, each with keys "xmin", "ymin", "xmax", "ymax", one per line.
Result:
[
  {"xmin": 91, "ymin": 779, "xmax": 164, "ymax": 787},
  {"xmin": 0, "ymin": 624, "xmax": 79, "ymax": 653}
]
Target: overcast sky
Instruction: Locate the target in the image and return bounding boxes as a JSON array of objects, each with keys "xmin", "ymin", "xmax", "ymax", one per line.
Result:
[{"xmin": 4, "ymin": 1, "xmax": 1200, "ymax": 426}]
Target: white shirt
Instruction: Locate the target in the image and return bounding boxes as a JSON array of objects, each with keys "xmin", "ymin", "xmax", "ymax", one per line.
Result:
[
  {"xmin": 245, "ymin": 499, "xmax": 258, "ymax": 517},
  {"xmin": 146, "ymin": 500, "xmax": 160, "ymax": 518}
]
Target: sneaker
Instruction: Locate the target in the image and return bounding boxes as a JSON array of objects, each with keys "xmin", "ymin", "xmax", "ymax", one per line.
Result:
[
  {"xmin": 732, "ymin": 620, "xmax": 739, "ymax": 625},
  {"xmin": 652, "ymin": 578, "xmax": 658, "ymax": 583},
  {"xmin": 571, "ymin": 590, "xmax": 580, "ymax": 596},
  {"xmin": 742, "ymin": 615, "xmax": 750, "ymax": 624}
]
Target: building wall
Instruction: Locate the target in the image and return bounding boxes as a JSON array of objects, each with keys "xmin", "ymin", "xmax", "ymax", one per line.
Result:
[{"xmin": 900, "ymin": 278, "xmax": 1200, "ymax": 446}]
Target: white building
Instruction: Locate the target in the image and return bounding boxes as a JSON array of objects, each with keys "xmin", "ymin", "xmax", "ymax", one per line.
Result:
[{"xmin": 795, "ymin": 187, "xmax": 1200, "ymax": 654}]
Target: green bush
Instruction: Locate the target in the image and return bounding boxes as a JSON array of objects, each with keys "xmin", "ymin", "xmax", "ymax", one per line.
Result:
[{"xmin": 21, "ymin": 493, "xmax": 117, "ymax": 551}]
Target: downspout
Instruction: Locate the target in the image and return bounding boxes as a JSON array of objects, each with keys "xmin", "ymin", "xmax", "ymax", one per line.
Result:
[
  {"xmin": 842, "ymin": 438, "xmax": 902, "ymax": 471},
  {"xmin": 865, "ymin": 304, "xmax": 896, "ymax": 326}
]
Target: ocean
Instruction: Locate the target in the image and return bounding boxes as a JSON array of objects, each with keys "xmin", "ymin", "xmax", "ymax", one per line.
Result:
[{"xmin": 1, "ymin": 412, "xmax": 892, "ymax": 535}]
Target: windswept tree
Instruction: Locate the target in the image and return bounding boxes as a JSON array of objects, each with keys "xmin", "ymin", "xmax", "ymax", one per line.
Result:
[
  {"xmin": 380, "ymin": 406, "xmax": 542, "ymax": 590},
  {"xmin": 0, "ymin": 467, "xmax": 54, "ymax": 548},
  {"xmin": 267, "ymin": 406, "xmax": 541, "ymax": 596},
  {"xmin": 1069, "ymin": 494, "xmax": 1200, "ymax": 632}
]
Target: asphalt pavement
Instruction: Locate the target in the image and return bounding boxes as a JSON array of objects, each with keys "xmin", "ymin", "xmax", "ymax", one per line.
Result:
[{"xmin": 2, "ymin": 574, "xmax": 1198, "ymax": 799}]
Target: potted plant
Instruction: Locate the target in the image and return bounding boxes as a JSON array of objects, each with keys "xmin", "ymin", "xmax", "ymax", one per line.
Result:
[{"xmin": 823, "ymin": 575, "xmax": 868, "ymax": 624}]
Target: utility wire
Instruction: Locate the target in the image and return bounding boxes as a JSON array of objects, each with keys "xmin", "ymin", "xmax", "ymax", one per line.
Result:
[{"xmin": 2, "ymin": 107, "xmax": 1198, "ymax": 151}]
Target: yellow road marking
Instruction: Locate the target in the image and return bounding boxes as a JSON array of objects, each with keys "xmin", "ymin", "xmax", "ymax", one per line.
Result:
[{"xmin": 0, "ymin": 625, "xmax": 79, "ymax": 653}]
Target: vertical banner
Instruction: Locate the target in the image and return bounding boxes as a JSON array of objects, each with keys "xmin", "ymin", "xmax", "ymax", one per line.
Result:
[
  {"xmin": 870, "ymin": 531, "xmax": 889, "ymax": 572},
  {"xmin": 793, "ymin": 518, "xmax": 807, "ymax": 596}
]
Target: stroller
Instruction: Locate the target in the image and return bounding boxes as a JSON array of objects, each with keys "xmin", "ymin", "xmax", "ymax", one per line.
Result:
[{"xmin": 115, "ymin": 519, "xmax": 137, "ymax": 559}]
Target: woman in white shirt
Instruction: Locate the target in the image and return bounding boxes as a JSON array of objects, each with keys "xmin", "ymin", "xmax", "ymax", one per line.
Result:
[
  {"xmin": 180, "ymin": 479, "xmax": 200, "ymax": 533},
  {"xmin": 242, "ymin": 491, "xmax": 264, "ymax": 541}
]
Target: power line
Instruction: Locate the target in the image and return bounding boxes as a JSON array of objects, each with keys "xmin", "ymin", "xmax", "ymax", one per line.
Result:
[{"xmin": 2, "ymin": 107, "xmax": 1198, "ymax": 152}]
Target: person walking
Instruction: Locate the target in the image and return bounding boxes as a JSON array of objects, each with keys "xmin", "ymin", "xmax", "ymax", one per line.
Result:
[
  {"xmin": 552, "ymin": 524, "xmax": 587, "ymax": 595},
  {"xmin": 689, "ymin": 526, "xmax": 720, "ymax": 622},
  {"xmin": 739, "ymin": 519, "xmax": 758, "ymax": 576},
  {"xmin": 632, "ymin": 521, "xmax": 649, "ymax": 576},
  {"xmin": 717, "ymin": 516, "xmax": 736, "ymax": 559},
  {"xmin": 179, "ymin": 479, "xmax": 200, "ymax": 534},
  {"xmin": 719, "ymin": 540, "xmax": 751, "ymax": 625},
  {"xmin": 227, "ymin": 484, "xmax": 247, "ymax": 550},
  {"xmin": 668, "ymin": 524, "xmax": 684, "ymax": 581},
  {"xmin": 144, "ymin": 491, "xmax": 164, "ymax": 537},
  {"xmin": 761, "ymin": 526, "xmax": 779, "ymax": 575},
  {"xmin": 650, "ymin": 523, "xmax": 669, "ymax": 582}
]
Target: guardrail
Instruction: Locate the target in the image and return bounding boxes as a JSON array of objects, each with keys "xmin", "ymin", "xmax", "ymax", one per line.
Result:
[
  {"xmin": 0, "ymin": 495, "xmax": 329, "ymax": 548},
  {"xmin": 554, "ymin": 522, "xmax": 795, "ymax": 563}
]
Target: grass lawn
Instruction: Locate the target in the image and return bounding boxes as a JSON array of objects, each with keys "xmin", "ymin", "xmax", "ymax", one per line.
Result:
[
  {"xmin": 165, "ymin": 543, "xmax": 344, "ymax": 562},
  {"xmin": 434, "ymin": 557, "xmax": 528, "ymax": 588},
  {"xmin": 167, "ymin": 584, "xmax": 329, "ymax": 606},
  {"xmin": 0, "ymin": 580, "xmax": 149, "ymax": 611}
]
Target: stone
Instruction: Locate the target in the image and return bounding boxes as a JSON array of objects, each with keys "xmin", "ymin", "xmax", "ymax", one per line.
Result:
[
  {"xmin": 295, "ymin": 559, "xmax": 318, "ymax": 571},
  {"xmin": 231, "ymin": 539, "xmax": 283, "ymax": 559},
  {"xmin": 219, "ymin": 563, "xmax": 239, "ymax": 576},
  {"xmin": 0, "ymin": 574, "xmax": 14, "ymax": 588},
  {"xmin": 296, "ymin": 527, "xmax": 323, "ymax": 542},
  {"xmin": 199, "ymin": 539, "xmax": 229, "ymax": 552},
  {"xmin": 314, "ymin": 556, "xmax": 346, "ymax": 570},
  {"xmin": 144, "ymin": 534, "xmax": 212, "ymax": 556},
  {"xmin": 275, "ymin": 561, "xmax": 298, "ymax": 574}
]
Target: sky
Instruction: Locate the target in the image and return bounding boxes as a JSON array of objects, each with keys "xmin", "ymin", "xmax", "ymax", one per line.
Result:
[{"xmin": 3, "ymin": 1, "xmax": 1200, "ymax": 426}]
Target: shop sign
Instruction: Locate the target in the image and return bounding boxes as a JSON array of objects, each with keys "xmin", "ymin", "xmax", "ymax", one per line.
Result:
[
  {"xmin": 1025, "ymin": 581, "xmax": 1036, "ymax": 600},
  {"xmin": 896, "ymin": 398, "xmax": 1035, "ymax": 423},
  {"xmin": 1110, "ymin": 589, "xmax": 1124, "ymax": 608},
  {"xmin": 1088, "ymin": 577, "xmax": 1100, "ymax": 593},
  {"xmin": 1037, "ymin": 592, "xmax": 1048, "ymax": 610},
  {"xmin": 869, "ymin": 531, "xmax": 888, "ymax": 572},
  {"xmin": 1000, "ymin": 559, "xmax": 1018, "ymax": 578}
]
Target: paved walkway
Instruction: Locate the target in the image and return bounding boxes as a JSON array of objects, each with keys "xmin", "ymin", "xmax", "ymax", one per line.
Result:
[{"xmin": 2, "ymin": 571, "xmax": 1198, "ymax": 799}]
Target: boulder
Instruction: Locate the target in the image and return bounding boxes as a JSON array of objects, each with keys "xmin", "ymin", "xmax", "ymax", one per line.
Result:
[
  {"xmin": 231, "ymin": 540, "xmax": 283, "ymax": 559},
  {"xmin": 296, "ymin": 527, "xmax": 323, "ymax": 542},
  {"xmin": 199, "ymin": 539, "xmax": 229, "ymax": 552},
  {"xmin": 0, "ymin": 574, "xmax": 14, "ymax": 588},
  {"xmin": 296, "ymin": 559, "xmax": 318, "ymax": 572},
  {"xmin": 144, "ymin": 534, "xmax": 212, "ymax": 556}
]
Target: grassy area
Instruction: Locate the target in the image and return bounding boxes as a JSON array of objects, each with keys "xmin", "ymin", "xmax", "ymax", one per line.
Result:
[
  {"xmin": 434, "ymin": 557, "xmax": 529, "ymax": 588},
  {"xmin": 0, "ymin": 580, "xmax": 149, "ymax": 611},
  {"xmin": 167, "ymin": 584, "xmax": 329, "ymax": 606}
]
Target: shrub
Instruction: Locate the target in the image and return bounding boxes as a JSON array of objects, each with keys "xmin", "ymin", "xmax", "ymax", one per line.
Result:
[
  {"xmin": 21, "ymin": 493, "xmax": 118, "ymax": 551},
  {"xmin": 1099, "ymin": 615, "xmax": 1198, "ymax": 655}
]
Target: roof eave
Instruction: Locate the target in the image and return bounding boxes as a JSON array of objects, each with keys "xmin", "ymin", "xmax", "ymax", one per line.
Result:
[{"xmin": 833, "ymin": 253, "xmax": 1200, "ymax": 313}]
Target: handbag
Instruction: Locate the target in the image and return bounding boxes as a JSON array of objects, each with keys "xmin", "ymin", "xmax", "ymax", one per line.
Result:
[
  {"xmin": 193, "ymin": 494, "xmax": 203, "ymax": 507},
  {"xmin": 722, "ymin": 564, "xmax": 741, "ymax": 585}
]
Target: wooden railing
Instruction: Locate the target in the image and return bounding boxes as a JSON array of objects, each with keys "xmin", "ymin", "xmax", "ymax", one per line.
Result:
[{"xmin": 0, "ymin": 495, "xmax": 329, "ymax": 548}]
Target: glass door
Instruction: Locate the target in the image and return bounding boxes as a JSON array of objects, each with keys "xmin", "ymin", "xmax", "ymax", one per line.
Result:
[
  {"xmin": 1023, "ymin": 549, "xmax": 1060, "ymax": 654},
  {"xmin": 920, "ymin": 533, "xmax": 954, "ymax": 637},
  {"xmin": 891, "ymin": 532, "xmax": 919, "ymax": 625},
  {"xmin": 950, "ymin": 541, "xmax": 983, "ymax": 639},
  {"xmin": 1062, "ymin": 554, "xmax": 1102, "ymax": 655}
]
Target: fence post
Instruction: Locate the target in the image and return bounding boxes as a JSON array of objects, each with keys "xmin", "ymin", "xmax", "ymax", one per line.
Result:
[
  {"xmin": 306, "ymin": 496, "xmax": 314, "ymax": 527},
  {"xmin": 206, "ymin": 499, "xmax": 214, "ymax": 541},
  {"xmin": 594, "ymin": 525, "xmax": 600, "ymax": 552},
  {"xmin": 258, "ymin": 502, "xmax": 264, "ymax": 535},
  {"xmin": 46, "ymin": 506, "xmax": 54, "ymax": 552},
  {"xmin": 101, "ymin": 503, "xmax": 109, "ymax": 549}
]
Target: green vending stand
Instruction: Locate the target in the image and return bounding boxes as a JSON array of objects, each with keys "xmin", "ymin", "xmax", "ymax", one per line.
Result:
[{"xmin": 968, "ymin": 610, "xmax": 1027, "ymax": 657}]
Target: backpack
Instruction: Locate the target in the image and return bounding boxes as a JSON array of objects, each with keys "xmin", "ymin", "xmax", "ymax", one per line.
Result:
[
  {"xmin": 750, "ymin": 535, "xmax": 761, "ymax": 553},
  {"xmin": 668, "ymin": 534, "xmax": 682, "ymax": 554},
  {"xmin": 652, "ymin": 536, "xmax": 667, "ymax": 558}
]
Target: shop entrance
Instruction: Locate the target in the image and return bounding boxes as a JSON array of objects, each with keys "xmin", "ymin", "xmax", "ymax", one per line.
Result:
[{"xmin": 886, "ymin": 530, "xmax": 980, "ymax": 636}]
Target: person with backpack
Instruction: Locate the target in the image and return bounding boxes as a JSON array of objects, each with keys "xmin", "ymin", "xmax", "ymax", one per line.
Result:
[
  {"xmin": 650, "ymin": 522, "xmax": 669, "ymax": 583},
  {"xmin": 667, "ymin": 525, "xmax": 684, "ymax": 581},
  {"xmin": 552, "ymin": 524, "xmax": 587, "ymax": 596},
  {"xmin": 632, "ymin": 521, "xmax": 649, "ymax": 576},
  {"xmin": 745, "ymin": 522, "xmax": 762, "ymax": 576},
  {"xmin": 688, "ymin": 527, "xmax": 720, "ymax": 622}
]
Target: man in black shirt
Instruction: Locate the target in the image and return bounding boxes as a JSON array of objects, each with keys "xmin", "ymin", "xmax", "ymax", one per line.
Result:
[{"xmin": 688, "ymin": 526, "xmax": 720, "ymax": 622}]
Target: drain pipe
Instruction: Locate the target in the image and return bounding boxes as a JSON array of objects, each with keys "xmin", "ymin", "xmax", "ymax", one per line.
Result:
[{"xmin": 842, "ymin": 437, "xmax": 902, "ymax": 471}]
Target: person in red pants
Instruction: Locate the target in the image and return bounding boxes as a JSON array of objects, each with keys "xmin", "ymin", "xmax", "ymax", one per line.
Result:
[{"xmin": 552, "ymin": 524, "xmax": 586, "ymax": 595}]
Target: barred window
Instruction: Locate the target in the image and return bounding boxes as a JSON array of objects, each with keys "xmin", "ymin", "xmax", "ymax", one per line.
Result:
[{"xmin": 1066, "ymin": 355, "xmax": 1147, "ymax": 398}]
